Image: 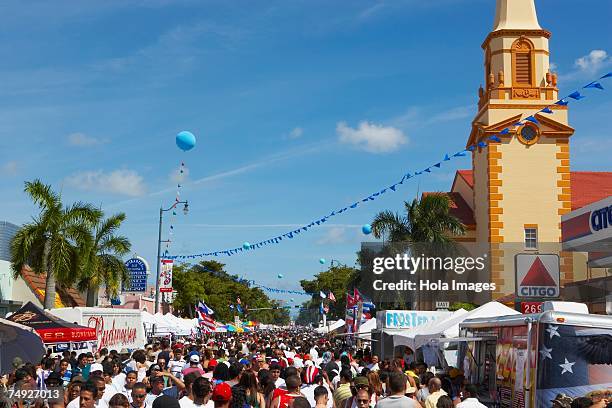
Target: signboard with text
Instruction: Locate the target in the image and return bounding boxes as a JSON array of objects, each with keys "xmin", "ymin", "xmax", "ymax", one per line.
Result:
[
  {"xmin": 377, "ymin": 310, "xmax": 451, "ymax": 329},
  {"xmin": 515, "ymin": 254, "xmax": 560, "ymax": 299},
  {"xmin": 123, "ymin": 257, "xmax": 148, "ymax": 292}
]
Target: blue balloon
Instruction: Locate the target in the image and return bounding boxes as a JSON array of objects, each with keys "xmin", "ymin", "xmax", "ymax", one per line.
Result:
[
  {"xmin": 277, "ymin": 273, "xmax": 284, "ymax": 279},
  {"xmin": 243, "ymin": 242, "xmax": 251, "ymax": 250},
  {"xmin": 176, "ymin": 131, "xmax": 196, "ymax": 151},
  {"xmin": 319, "ymin": 258, "xmax": 326, "ymax": 265},
  {"xmin": 290, "ymin": 298, "xmax": 294, "ymax": 302},
  {"xmin": 362, "ymin": 224, "xmax": 373, "ymax": 235}
]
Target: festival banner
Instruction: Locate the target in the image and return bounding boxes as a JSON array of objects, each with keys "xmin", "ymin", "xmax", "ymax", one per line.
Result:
[{"xmin": 160, "ymin": 259, "xmax": 174, "ymax": 293}]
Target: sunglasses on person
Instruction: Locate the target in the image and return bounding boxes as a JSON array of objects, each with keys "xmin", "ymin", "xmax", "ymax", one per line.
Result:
[
  {"xmin": 356, "ymin": 399, "xmax": 369, "ymax": 405},
  {"xmin": 133, "ymin": 394, "xmax": 146, "ymax": 399}
]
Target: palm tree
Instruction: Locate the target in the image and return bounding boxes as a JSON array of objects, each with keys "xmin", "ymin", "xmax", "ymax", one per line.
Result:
[
  {"xmin": 78, "ymin": 213, "xmax": 131, "ymax": 306},
  {"xmin": 10, "ymin": 180, "xmax": 101, "ymax": 309},
  {"xmin": 371, "ymin": 194, "xmax": 465, "ymax": 242},
  {"xmin": 371, "ymin": 194, "xmax": 466, "ymax": 309}
]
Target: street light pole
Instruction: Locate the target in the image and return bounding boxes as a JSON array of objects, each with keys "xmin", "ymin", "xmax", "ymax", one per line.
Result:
[{"xmin": 154, "ymin": 200, "xmax": 188, "ymax": 314}]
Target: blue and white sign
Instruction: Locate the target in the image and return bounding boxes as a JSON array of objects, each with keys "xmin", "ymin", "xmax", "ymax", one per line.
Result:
[
  {"xmin": 377, "ymin": 310, "xmax": 451, "ymax": 329},
  {"xmin": 123, "ymin": 257, "xmax": 149, "ymax": 292}
]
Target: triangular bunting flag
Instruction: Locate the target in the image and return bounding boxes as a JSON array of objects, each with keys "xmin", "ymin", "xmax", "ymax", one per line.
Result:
[
  {"xmin": 540, "ymin": 107, "xmax": 553, "ymax": 114},
  {"xmin": 568, "ymin": 91, "xmax": 585, "ymax": 100},
  {"xmin": 555, "ymin": 99, "xmax": 569, "ymax": 106},
  {"xmin": 525, "ymin": 116, "xmax": 538, "ymax": 124},
  {"xmin": 584, "ymin": 81, "xmax": 604, "ymax": 90}
]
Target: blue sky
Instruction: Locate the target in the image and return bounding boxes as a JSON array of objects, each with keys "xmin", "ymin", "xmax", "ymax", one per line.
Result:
[{"xmin": 1, "ymin": 0, "xmax": 611, "ymax": 307}]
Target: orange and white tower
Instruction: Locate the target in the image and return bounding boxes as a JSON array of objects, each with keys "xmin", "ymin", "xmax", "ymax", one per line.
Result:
[{"xmin": 468, "ymin": 0, "xmax": 575, "ymax": 298}]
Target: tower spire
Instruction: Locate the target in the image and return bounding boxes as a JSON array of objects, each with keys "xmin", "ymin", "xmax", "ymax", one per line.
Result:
[{"xmin": 493, "ymin": 0, "xmax": 541, "ymax": 31}]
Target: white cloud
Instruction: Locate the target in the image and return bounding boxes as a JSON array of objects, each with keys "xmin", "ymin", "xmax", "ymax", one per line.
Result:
[
  {"xmin": 317, "ymin": 227, "xmax": 347, "ymax": 245},
  {"xmin": 67, "ymin": 132, "xmax": 107, "ymax": 147},
  {"xmin": 575, "ymin": 50, "xmax": 610, "ymax": 73},
  {"xmin": 287, "ymin": 127, "xmax": 304, "ymax": 139},
  {"xmin": 549, "ymin": 62, "xmax": 558, "ymax": 71},
  {"xmin": 2, "ymin": 161, "xmax": 18, "ymax": 175},
  {"xmin": 65, "ymin": 169, "xmax": 146, "ymax": 197},
  {"xmin": 337, "ymin": 121, "xmax": 407, "ymax": 153}
]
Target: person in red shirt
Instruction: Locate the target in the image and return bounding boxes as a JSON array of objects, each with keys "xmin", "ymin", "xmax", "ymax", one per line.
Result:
[{"xmin": 271, "ymin": 376, "xmax": 302, "ymax": 408}]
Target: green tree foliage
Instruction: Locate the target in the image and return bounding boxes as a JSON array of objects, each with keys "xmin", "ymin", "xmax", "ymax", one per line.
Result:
[
  {"xmin": 299, "ymin": 265, "xmax": 358, "ymax": 322},
  {"xmin": 172, "ymin": 261, "xmax": 289, "ymax": 325},
  {"xmin": 78, "ymin": 213, "xmax": 132, "ymax": 306},
  {"xmin": 449, "ymin": 302, "xmax": 478, "ymax": 311},
  {"xmin": 372, "ymin": 194, "xmax": 465, "ymax": 243},
  {"xmin": 10, "ymin": 180, "xmax": 101, "ymax": 309}
]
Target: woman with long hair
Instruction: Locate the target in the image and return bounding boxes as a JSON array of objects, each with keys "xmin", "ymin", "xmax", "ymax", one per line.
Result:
[
  {"xmin": 258, "ymin": 369, "xmax": 276, "ymax": 408},
  {"xmin": 366, "ymin": 371, "xmax": 383, "ymax": 403},
  {"xmin": 231, "ymin": 370, "xmax": 265, "ymax": 408},
  {"xmin": 65, "ymin": 382, "xmax": 81, "ymax": 406}
]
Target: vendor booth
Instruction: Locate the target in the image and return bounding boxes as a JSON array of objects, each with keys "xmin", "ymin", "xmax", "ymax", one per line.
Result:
[{"xmin": 7, "ymin": 302, "xmax": 97, "ymax": 354}]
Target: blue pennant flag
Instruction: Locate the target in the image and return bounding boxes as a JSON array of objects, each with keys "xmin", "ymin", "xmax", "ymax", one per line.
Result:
[
  {"xmin": 500, "ymin": 128, "xmax": 510, "ymax": 135},
  {"xmin": 541, "ymin": 107, "xmax": 553, "ymax": 114},
  {"xmin": 584, "ymin": 81, "xmax": 604, "ymax": 90},
  {"xmin": 478, "ymin": 141, "xmax": 487, "ymax": 148},
  {"xmin": 525, "ymin": 116, "xmax": 539, "ymax": 124},
  {"xmin": 600, "ymin": 72, "xmax": 612, "ymax": 79},
  {"xmin": 390, "ymin": 184, "xmax": 397, "ymax": 191},
  {"xmin": 467, "ymin": 145, "xmax": 476, "ymax": 152},
  {"xmin": 380, "ymin": 188, "xmax": 387, "ymax": 194},
  {"xmin": 555, "ymin": 99, "xmax": 569, "ymax": 106},
  {"xmin": 433, "ymin": 163, "xmax": 441, "ymax": 168},
  {"xmin": 444, "ymin": 154, "xmax": 450, "ymax": 161},
  {"xmin": 320, "ymin": 218, "xmax": 327, "ymax": 223},
  {"xmin": 489, "ymin": 135, "xmax": 501, "ymax": 142},
  {"xmin": 287, "ymin": 232, "xmax": 293, "ymax": 238},
  {"xmin": 568, "ymin": 91, "xmax": 585, "ymax": 100},
  {"xmin": 350, "ymin": 203, "xmax": 358, "ymax": 208},
  {"xmin": 513, "ymin": 122, "xmax": 523, "ymax": 127},
  {"xmin": 453, "ymin": 151, "xmax": 467, "ymax": 157}
]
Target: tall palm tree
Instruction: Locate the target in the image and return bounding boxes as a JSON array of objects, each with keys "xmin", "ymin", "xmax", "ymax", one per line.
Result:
[
  {"xmin": 371, "ymin": 194, "xmax": 465, "ymax": 242},
  {"xmin": 10, "ymin": 180, "xmax": 101, "ymax": 309},
  {"xmin": 78, "ymin": 213, "xmax": 131, "ymax": 306}
]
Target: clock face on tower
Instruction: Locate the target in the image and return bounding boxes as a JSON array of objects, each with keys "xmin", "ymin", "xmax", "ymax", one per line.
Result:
[{"xmin": 517, "ymin": 123, "xmax": 540, "ymax": 145}]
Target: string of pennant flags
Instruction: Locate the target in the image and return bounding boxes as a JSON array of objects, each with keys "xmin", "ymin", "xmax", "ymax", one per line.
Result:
[
  {"xmin": 168, "ymin": 72, "xmax": 611, "ymax": 260},
  {"xmin": 164, "ymin": 161, "xmax": 187, "ymax": 256}
]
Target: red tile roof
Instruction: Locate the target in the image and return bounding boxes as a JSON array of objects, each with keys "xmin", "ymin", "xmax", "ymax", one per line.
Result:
[
  {"xmin": 422, "ymin": 192, "xmax": 476, "ymax": 226},
  {"xmin": 453, "ymin": 170, "xmax": 612, "ymax": 210},
  {"xmin": 570, "ymin": 172, "xmax": 612, "ymax": 210},
  {"xmin": 20, "ymin": 266, "xmax": 86, "ymax": 307}
]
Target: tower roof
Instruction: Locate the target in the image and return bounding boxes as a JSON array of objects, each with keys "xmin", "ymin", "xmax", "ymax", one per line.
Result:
[{"xmin": 493, "ymin": 0, "xmax": 541, "ymax": 31}]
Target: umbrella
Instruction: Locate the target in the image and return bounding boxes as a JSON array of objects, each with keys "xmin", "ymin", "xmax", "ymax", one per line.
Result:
[{"xmin": 0, "ymin": 317, "xmax": 45, "ymax": 374}]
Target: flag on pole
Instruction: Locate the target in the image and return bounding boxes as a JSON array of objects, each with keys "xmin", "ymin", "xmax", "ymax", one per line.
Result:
[
  {"xmin": 198, "ymin": 301, "xmax": 214, "ymax": 316},
  {"xmin": 328, "ymin": 292, "xmax": 336, "ymax": 302},
  {"xmin": 199, "ymin": 313, "xmax": 216, "ymax": 332},
  {"xmin": 319, "ymin": 291, "xmax": 326, "ymax": 299}
]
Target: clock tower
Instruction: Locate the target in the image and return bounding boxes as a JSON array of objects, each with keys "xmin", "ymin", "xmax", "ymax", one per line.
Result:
[{"xmin": 468, "ymin": 0, "xmax": 575, "ymax": 298}]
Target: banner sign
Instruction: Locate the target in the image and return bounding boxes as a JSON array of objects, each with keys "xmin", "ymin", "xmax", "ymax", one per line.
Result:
[
  {"xmin": 515, "ymin": 254, "xmax": 560, "ymax": 298},
  {"xmin": 160, "ymin": 259, "xmax": 173, "ymax": 293},
  {"xmin": 378, "ymin": 310, "xmax": 451, "ymax": 329},
  {"xmin": 123, "ymin": 257, "xmax": 148, "ymax": 292}
]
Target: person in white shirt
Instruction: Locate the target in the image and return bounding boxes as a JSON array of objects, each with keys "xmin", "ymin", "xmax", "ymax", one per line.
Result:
[
  {"xmin": 367, "ymin": 355, "xmax": 380, "ymax": 372},
  {"xmin": 456, "ymin": 385, "xmax": 487, "ymax": 408},
  {"xmin": 66, "ymin": 377, "xmax": 108, "ymax": 408},
  {"xmin": 180, "ymin": 377, "xmax": 213, "ymax": 408},
  {"xmin": 115, "ymin": 371, "xmax": 138, "ymax": 403},
  {"xmin": 178, "ymin": 372, "xmax": 203, "ymax": 408},
  {"xmin": 145, "ymin": 377, "xmax": 165, "ymax": 408}
]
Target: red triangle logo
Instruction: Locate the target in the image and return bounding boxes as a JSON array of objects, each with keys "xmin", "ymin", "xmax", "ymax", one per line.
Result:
[{"xmin": 521, "ymin": 257, "xmax": 556, "ymax": 286}]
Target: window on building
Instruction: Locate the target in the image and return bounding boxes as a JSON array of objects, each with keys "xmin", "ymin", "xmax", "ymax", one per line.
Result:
[
  {"xmin": 512, "ymin": 39, "xmax": 533, "ymax": 86},
  {"xmin": 524, "ymin": 227, "xmax": 538, "ymax": 249}
]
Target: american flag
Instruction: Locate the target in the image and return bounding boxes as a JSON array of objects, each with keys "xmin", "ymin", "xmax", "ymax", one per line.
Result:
[{"xmin": 328, "ymin": 292, "xmax": 336, "ymax": 302}]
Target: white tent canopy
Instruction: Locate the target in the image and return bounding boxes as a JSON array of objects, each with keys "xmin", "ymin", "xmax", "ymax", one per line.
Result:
[
  {"xmin": 141, "ymin": 311, "xmax": 157, "ymax": 329},
  {"xmin": 315, "ymin": 319, "xmax": 345, "ymax": 334},
  {"xmin": 410, "ymin": 302, "xmax": 519, "ymax": 349},
  {"xmin": 392, "ymin": 309, "xmax": 468, "ymax": 349},
  {"xmin": 355, "ymin": 318, "xmax": 377, "ymax": 340}
]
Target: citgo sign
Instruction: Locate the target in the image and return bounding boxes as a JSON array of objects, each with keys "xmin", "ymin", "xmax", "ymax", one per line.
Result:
[{"xmin": 515, "ymin": 254, "xmax": 560, "ymax": 299}]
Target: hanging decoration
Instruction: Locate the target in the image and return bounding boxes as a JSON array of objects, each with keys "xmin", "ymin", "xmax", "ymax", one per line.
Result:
[
  {"xmin": 167, "ymin": 73, "xmax": 610, "ymax": 260},
  {"xmin": 165, "ymin": 130, "xmax": 196, "ymax": 256}
]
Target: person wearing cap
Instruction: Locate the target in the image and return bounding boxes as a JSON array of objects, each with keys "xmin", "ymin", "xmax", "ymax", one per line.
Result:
[
  {"xmin": 211, "ymin": 382, "xmax": 232, "ymax": 408},
  {"xmin": 145, "ymin": 376, "xmax": 166, "ymax": 408},
  {"xmin": 374, "ymin": 372, "xmax": 418, "ymax": 408},
  {"xmin": 301, "ymin": 367, "xmax": 332, "ymax": 408},
  {"xmin": 183, "ymin": 355, "xmax": 205, "ymax": 377}
]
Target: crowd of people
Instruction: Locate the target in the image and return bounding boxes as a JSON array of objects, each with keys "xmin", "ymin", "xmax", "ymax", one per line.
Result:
[{"xmin": 0, "ymin": 329, "xmax": 609, "ymax": 408}]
